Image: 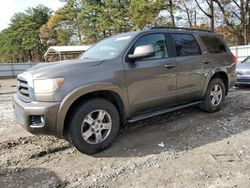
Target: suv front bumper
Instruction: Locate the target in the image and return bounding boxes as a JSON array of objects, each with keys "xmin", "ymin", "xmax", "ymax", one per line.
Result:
[{"xmin": 12, "ymin": 94, "xmax": 61, "ymax": 136}]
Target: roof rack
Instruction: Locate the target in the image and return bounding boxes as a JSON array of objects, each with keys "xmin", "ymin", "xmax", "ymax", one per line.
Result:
[{"xmin": 150, "ymin": 26, "xmax": 213, "ymax": 33}]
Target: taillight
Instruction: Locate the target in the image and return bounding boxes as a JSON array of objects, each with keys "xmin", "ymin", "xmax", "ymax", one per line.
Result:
[{"xmin": 231, "ymin": 53, "xmax": 237, "ymax": 63}]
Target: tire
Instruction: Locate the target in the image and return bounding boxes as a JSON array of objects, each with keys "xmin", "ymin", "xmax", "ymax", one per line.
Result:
[
  {"xmin": 200, "ymin": 78, "xmax": 226, "ymax": 112},
  {"xmin": 68, "ymin": 98, "xmax": 120, "ymax": 154}
]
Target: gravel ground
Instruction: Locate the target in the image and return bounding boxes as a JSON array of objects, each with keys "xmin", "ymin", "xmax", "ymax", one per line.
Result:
[
  {"xmin": 0, "ymin": 79, "xmax": 16, "ymax": 94},
  {"xmin": 0, "ymin": 80, "xmax": 250, "ymax": 188}
]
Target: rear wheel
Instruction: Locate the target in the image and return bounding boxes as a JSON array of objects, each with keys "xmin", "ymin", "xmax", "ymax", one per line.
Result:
[
  {"xmin": 68, "ymin": 98, "xmax": 120, "ymax": 154},
  {"xmin": 200, "ymin": 78, "xmax": 226, "ymax": 112}
]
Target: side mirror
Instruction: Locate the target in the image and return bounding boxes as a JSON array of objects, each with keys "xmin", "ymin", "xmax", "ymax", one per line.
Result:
[{"xmin": 128, "ymin": 45, "xmax": 155, "ymax": 60}]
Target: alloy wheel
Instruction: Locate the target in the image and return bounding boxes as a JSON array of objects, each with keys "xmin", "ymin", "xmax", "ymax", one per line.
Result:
[
  {"xmin": 210, "ymin": 84, "xmax": 223, "ymax": 106},
  {"xmin": 81, "ymin": 109, "xmax": 112, "ymax": 144}
]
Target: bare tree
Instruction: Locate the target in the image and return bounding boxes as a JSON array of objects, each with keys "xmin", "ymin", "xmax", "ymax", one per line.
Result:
[
  {"xmin": 194, "ymin": 0, "xmax": 215, "ymax": 31},
  {"xmin": 163, "ymin": 0, "xmax": 176, "ymax": 26},
  {"xmin": 231, "ymin": 0, "xmax": 250, "ymax": 44},
  {"xmin": 214, "ymin": 0, "xmax": 250, "ymax": 45},
  {"xmin": 178, "ymin": 0, "xmax": 196, "ymax": 27}
]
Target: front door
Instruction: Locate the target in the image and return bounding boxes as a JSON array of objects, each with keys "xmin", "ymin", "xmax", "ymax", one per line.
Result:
[{"xmin": 123, "ymin": 33, "xmax": 177, "ymax": 115}]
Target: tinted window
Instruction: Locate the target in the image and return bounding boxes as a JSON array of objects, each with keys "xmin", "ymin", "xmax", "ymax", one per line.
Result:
[
  {"xmin": 131, "ymin": 34, "xmax": 168, "ymax": 60},
  {"xmin": 171, "ymin": 34, "xmax": 201, "ymax": 57},
  {"xmin": 200, "ymin": 36, "xmax": 227, "ymax": 54}
]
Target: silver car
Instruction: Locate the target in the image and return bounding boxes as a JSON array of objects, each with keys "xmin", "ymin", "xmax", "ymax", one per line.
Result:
[{"xmin": 236, "ymin": 56, "xmax": 250, "ymax": 85}]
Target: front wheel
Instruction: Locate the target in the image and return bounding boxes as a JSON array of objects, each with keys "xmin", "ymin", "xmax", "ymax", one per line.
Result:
[
  {"xmin": 68, "ymin": 98, "xmax": 120, "ymax": 154},
  {"xmin": 200, "ymin": 78, "xmax": 226, "ymax": 112}
]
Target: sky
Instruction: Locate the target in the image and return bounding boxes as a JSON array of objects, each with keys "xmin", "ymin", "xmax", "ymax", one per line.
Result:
[{"xmin": 0, "ymin": 0, "xmax": 66, "ymax": 31}]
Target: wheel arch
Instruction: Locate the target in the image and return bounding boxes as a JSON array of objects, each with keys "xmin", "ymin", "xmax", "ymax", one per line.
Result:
[
  {"xmin": 202, "ymin": 70, "xmax": 229, "ymax": 97},
  {"xmin": 55, "ymin": 83, "xmax": 129, "ymax": 137}
]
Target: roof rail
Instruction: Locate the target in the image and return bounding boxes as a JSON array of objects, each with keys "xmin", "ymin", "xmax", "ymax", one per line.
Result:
[{"xmin": 150, "ymin": 26, "xmax": 213, "ymax": 33}]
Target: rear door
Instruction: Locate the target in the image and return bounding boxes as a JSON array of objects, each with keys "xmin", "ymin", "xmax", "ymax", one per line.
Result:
[{"xmin": 170, "ymin": 33, "xmax": 206, "ymax": 102}]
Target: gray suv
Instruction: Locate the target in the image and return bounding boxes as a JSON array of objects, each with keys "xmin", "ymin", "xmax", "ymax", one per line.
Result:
[{"xmin": 13, "ymin": 27, "xmax": 236, "ymax": 154}]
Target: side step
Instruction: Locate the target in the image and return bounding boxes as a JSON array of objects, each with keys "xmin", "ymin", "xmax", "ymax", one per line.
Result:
[{"xmin": 128, "ymin": 101, "xmax": 202, "ymax": 123}]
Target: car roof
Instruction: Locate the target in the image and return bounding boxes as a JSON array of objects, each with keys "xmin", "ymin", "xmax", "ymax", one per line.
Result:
[
  {"xmin": 135, "ymin": 27, "xmax": 219, "ymax": 37},
  {"xmin": 112, "ymin": 27, "xmax": 221, "ymax": 41}
]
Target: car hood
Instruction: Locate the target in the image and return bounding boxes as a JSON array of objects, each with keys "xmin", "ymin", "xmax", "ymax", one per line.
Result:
[{"xmin": 26, "ymin": 59, "xmax": 103, "ymax": 79}]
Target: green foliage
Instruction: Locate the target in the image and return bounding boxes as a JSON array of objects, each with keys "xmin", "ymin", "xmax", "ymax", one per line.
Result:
[
  {"xmin": 39, "ymin": 12, "xmax": 72, "ymax": 47},
  {"xmin": 129, "ymin": 0, "xmax": 164, "ymax": 30},
  {"xmin": 0, "ymin": 5, "xmax": 51, "ymax": 62},
  {"xmin": 0, "ymin": 28, "xmax": 16, "ymax": 62},
  {"xmin": 0, "ymin": 0, "xmax": 164, "ymax": 62},
  {"xmin": 78, "ymin": 0, "xmax": 132, "ymax": 44}
]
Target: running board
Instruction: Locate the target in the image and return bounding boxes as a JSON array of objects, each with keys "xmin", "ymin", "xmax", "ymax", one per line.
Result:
[{"xmin": 128, "ymin": 101, "xmax": 202, "ymax": 123}]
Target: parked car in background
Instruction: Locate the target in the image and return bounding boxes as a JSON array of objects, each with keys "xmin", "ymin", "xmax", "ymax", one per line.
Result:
[
  {"xmin": 13, "ymin": 27, "xmax": 236, "ymax": 154},
  {"xmin": 236, "ymin": 56, "xmax": 250, "ymax": 86}
]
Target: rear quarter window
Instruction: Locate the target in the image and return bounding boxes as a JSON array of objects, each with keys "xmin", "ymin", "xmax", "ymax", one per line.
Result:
[{"xmin": 200, "ymin": 35, "xmax": 227, "ymax": 54}]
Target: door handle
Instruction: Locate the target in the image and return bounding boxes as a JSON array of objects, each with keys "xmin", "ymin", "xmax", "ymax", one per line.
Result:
[{"xmin": 164, "ymin": 64, "xmax": 176, "ymax": 69}]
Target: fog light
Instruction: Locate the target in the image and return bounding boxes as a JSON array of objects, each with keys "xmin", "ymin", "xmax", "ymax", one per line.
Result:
[{"xmin": 29, "ymin": 115, "xmax": 45, "ymax": 128}]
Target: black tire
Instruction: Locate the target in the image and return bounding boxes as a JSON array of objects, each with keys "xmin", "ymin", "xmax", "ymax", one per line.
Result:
[
  {"xmin": 200, "ymin": 78, "xmax": 226, "ymax": 112},
  {"xmin": 68, "ymin": 98, "xmax": 120, "ymax": 154}
]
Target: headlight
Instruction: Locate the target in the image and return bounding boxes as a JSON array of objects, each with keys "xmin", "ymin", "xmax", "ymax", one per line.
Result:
[{"xmin": 34, "ymin": 78, "xmax": 64, "ymax": 94}]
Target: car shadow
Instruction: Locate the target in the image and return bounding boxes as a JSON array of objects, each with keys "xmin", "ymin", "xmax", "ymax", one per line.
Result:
[
  {"xmin": 234, "ymin": 85, "xmax": 250, "ymax": 91},
  {"xmin": 0, "ymin": 167, "xmax": 68, "ymax": 188},
  {"xmin": 93, "ymin": 92, "xmax": 250, "ymax": 158}
]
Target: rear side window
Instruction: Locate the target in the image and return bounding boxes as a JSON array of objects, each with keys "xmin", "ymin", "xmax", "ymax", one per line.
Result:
[
  {"xmin": 171, "ymin": 34, "xmax": 201, "ymax": 57},
  {"xmin": 200, "ymin": 36, "xmax": 227, "ymax": 54}
]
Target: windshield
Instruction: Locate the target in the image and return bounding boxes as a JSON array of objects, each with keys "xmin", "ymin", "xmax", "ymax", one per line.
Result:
[
  {"xmin": 80, "ymin": 33, "xmax": 134, "ymax": 60},
  {"xmin": 242, "ymin": 56, "xmax": 250, "ymax": 64}
]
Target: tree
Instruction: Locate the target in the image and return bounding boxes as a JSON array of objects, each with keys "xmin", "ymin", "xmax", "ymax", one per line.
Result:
[
  {"xmin": 39, "ymin": 12, "xmax": 72, "ymax": 47},
  {"xmin": 214, "ymin": 0, "xmax": 250, "ymax": 45},
  {"xmin": 0, "ymin": 5, "xmax": 52, "ymax": 63},
  {"xmin": 177, "ymin": 0, "xmax": 197, "ymax": 27},
  {"xmin": 0, "ymin": 28, "xmax": 19, "ymax": 62},
  {"xmin": 2, "ymin": 0, "xmax": 250, "ymax": 63},
  {"xmin": 129, "ymin": 0, "xmax": 164, "ymax": 30},
  {"xmin": 194, "ymin": 0, "xmax": 215, "ymax": 31},
  {"xmin": 78, "ymin": 0, "xmax": 103, "ymax": 43},
  {"xmin": 99, "ymin": 0, "xmax": 131, "ymax": 36},
  {"xmin": 79, "ymin": 0, "xmax": 132, "ymax": 43},
  {"xmin": 162, "ymin": 0, "xmax": 177, "ymax": 26},
  {"xmin": 25, "ymin": 5, "xmax": 51, "ymax": 60},
  {"xmin": 57, "ymin": 0, "xmax": 82, "ymax": 43}
]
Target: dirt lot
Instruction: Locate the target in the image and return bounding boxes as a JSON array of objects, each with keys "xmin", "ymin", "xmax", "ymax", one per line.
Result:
[{"xmin": 1, "ymin": 79, "xmax": 250, "ymax": 188}]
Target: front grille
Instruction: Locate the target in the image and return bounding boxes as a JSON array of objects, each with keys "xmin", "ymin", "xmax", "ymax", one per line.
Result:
[{"xmin": 17, "ymin": 78, "xmax": 30, "ymax": 100}]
